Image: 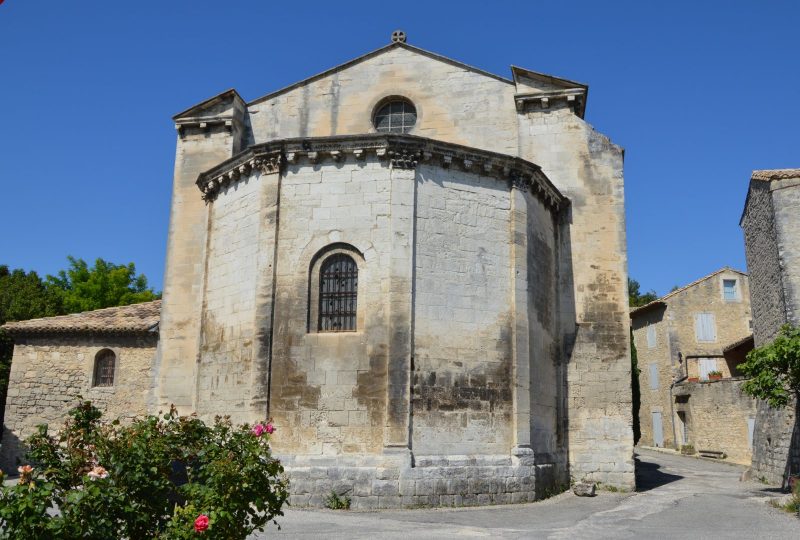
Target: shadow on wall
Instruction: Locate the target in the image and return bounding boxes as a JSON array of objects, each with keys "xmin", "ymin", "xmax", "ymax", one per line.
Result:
[
  {"xmin": 634, "ymin": 454, "xmax": 683, "ymax": 492},
  {"xmin": 0, "ymin": 425, "xmax": 23, "ymax": 474}
]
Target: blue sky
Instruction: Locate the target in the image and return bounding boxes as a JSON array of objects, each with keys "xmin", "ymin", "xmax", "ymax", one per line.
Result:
[{"xmin": 1, "ymin": 1, "xmax": 797, "ymax": 296}]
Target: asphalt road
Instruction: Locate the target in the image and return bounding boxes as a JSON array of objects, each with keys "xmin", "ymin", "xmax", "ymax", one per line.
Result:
[{"xmin": 255, "ymin": 448, "xmax": 799, "ymax": 539}]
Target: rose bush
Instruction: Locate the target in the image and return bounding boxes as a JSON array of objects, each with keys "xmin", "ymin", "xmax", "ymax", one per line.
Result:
[{"xmin": 0, "ymin": 400, "xmax": 289, "ymax": 539}]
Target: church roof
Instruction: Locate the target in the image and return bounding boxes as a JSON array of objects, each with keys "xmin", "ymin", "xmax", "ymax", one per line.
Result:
[
  {"xmin": 174, "ymin": 38, "xmax": 588, "ymax": 118},
  {"xmin": 1, "ymin": 300, "xmax": 161, "ymax": 336}
]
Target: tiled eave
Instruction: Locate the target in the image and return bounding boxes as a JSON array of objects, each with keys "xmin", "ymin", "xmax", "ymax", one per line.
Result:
[{"xmin": 195, "ymin": 134, "xmax": 567, "ymax": 212}]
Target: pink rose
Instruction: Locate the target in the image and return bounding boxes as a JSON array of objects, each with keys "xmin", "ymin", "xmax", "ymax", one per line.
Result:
[
  {"xmin": 251, "ymin": 423, "xmax": 265, "ymax": 437},
  {"xmin": 194, "ymin": 514, "xmax": 209, "ymax": 533},
  {"xmin": 17, "ymin": 465, "xmax": 34, "ymax": 484},
  {"xmin": 87, "ymin": 465, "xmax": 109, "ymax": 480},
  {"xmin": 265, "ymin": 423, "xmax": 275, "ymax": 434}
]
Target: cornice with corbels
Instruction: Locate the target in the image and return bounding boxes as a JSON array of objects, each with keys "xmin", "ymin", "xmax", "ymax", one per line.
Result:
[
  {"xmin": 196, "ymin": 134, "xmax": 566, "ymax": 210},
  {"xmin": 175, "ymin": 114, "xmax": 244, "ymax": 136},
  {"xmin": 514, "ymin": 88, "xmax": 586, "ymax": 116}
]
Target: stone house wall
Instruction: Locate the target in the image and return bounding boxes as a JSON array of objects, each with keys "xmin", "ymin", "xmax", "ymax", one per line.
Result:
[
  {"xmin": 1, "ymin": 334, "xmax": 157, "ymax": 470},
  {"xmin": 632, "ymin": 270, "xmax": 752, "ymax": 452},
  {"xmin": 742, "ymin": 174, "xmax": 800, "ymax": 485}
]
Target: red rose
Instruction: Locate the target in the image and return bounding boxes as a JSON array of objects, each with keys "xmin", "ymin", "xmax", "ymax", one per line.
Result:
[{"xmin": 194, "ymin": 514, "xmax": 209, "ymax": 533}]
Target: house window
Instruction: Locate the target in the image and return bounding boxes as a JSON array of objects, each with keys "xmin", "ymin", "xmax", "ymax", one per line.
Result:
[
  {"xmin": 698, "ymin": 358, "xmax": 717, "ymax": 381},
  {"xmin": 649, "ymin": 363, "xmax": 659, "ymax": 390},
  {"xmin": 373, "ymin": 99, "xmax": 416, "ymax": 133},
  {"xmin": 319, "ymin": 254, "xmax": 358, "ymax": 332},
  {"xmin": 93, "ymin": 349, "xmax": 116, "ymax": 387},
  {"xmin": 646, "ymin": 325, "xmax": 657, "ymax": 349},
  {"xmin": 723, "ymin": 279, "xmax": 738, "ymax": 301},
  {"xmin": 694, "ymin": 313, "xmax": 716, "ymax": 342}
]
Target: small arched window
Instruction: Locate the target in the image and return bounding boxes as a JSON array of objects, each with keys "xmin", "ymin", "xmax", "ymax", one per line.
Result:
[
  {"xmin": 373, "ymin": 98, "xmax": 417, "ymax": 133},
  {"xmin": 318, "ymin": 254, "xmax": 358, "ymax": 332},
  {"xmin": 93, "ymin": 349, "xmax": 116, "ymax": 387}
]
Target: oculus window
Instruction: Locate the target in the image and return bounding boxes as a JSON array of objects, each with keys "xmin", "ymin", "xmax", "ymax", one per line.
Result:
[{"xmin": 373, "ymin": 99, "xmax": 417, "ymax": 133}]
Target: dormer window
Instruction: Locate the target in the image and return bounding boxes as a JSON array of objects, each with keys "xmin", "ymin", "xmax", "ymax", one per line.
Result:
[{"xmin": 373, "ymin": 99, "xmax": 416, "ymax": 133}]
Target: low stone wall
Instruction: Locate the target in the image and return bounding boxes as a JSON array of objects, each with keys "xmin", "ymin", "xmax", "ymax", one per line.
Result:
[
  {"xmin": 674, "ymin": 379, "xmax": 757, "ymax": 464},
  {"xmin": 281, "ymin": 453, "xmax": 563, "ymax": 509}
]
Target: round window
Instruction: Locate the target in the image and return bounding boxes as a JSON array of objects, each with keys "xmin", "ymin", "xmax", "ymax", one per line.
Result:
[{"xmin": 373, "ymin": 99, "xmax": 417, "ymax": 133}]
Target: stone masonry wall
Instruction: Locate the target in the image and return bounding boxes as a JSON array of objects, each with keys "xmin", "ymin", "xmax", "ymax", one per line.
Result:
[
  {"xmin": 269, "ymin": 157, "xmax": 394, "ymax": 458},
  {"xmin": 411, "ymin": 163, "xmax": 514, "ymax": 455},
  {"xmin": 772, "ymin": 180, "xmax": 800, "ymax": 328},
  {"xmin": 1, "ymin": 335, "xmax": 156, "ymax": 470},
  {"xmin": 197, "ymin": 170, "xmax": 264, "ymax": 422},
  {"xmin": 744, "ymin": 177, "xmax": 800, "ymax": 485},
  {"xmin": 248, "ymin": 47, "xmax": 518, "ymax": 156},
  {"xmin": 156, "ymin": 96, "xmax": 245, "ymax": 416},
  {"xmin": 519, "ymin": 103, "xmax": 634, "ymax": 488},
  {"xmin": 674, "ymin": 379, "xmax": 757, "ymax": 464},
  {"xmin": 742, "ymin": 182, "xmax": 787, "ymax": 346}
]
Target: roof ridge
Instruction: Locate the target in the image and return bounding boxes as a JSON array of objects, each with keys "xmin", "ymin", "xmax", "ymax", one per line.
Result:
[
  {"xmin": 246, "ymin": 41, "xmax": 513, "ymax": 107},
  {"xmin": 631, "ymin": 267, "xmax": 746, "ymax": 316}
]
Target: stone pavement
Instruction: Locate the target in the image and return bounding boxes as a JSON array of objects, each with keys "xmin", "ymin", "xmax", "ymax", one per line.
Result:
[{"xmin": 254, "ymin": 448, "xmax": 799, "ymax": 539}]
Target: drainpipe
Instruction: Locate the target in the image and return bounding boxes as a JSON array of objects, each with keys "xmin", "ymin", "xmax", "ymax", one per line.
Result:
[{"xmin": 669, "ymin": 352, "xmax": 687, "ymax": 449}]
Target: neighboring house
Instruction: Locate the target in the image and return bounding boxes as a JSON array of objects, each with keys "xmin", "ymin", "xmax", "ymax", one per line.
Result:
[
  {"xmin": 741, "ymin": 168, "xmax": 800, "ymax": 485},
  {"xmin": 631, "ymin": 268, "xmax": 756, "ymax": 464},
  {"xmin": 0, "ymin": 302, "xmax": 160, "ymax": 467},
  {"xmin": 2, "ymin": 32, "xmax": 635, "ymax": 507}
]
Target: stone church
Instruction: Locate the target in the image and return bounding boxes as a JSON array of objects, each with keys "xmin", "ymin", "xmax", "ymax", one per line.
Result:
[{"xmin": 2, "ymin": 33, "xmax": 634, "ymax": 507}]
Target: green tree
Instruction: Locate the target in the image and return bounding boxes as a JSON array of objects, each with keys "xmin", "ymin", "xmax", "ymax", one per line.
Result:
[
  {"xmin": 46, "ymin": 256, "xmax": 159, "ymax": 313},
  {"xmin": 740, "ymin": 325, "xmax": 800, "ymax": 408},
  {"xmin": 628, "ymin": 277, "xmax": 658, "ymax": 445},
  {"xmin": 628, "ymin": 278, "xmax": 658, "ymax": 308},
  {"xmin": 0, "ymin": 266, "xmax": 64, "ymax": 426},
  {"xmin": 630, "ymin": 328, "xmax": 641, "ymax": 445}
]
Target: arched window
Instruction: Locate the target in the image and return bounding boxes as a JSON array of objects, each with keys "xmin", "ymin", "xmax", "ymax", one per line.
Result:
[
  {"xmin": 318, "ymin": 254, "xmax": 358, "ymax": 332},
  {"xmin": 373, "ymin": 98, "xmax": 417, "ymax": 133},
  {"xmin": 93, "ymin": 349, "xmax": 116, "ymax": 387}
]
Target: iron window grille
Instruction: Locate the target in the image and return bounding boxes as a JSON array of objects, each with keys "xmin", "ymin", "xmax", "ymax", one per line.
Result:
[
  {"xmin": 93, "ymin": 350, "xmax": 115, "ymax": 387},
  {"xmin": 319, "ymin": 254, "xmax": 358, "ymax": 332},
  {"xmin": 374, "ymin": 99, "xmax": 417, "ymax": 133}
]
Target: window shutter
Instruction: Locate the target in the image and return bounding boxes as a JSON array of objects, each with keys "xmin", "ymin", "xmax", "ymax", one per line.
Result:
[
  {"xmin": 649, "ymin": 363, "xmax": 659, "ymax": 389},
  {"xmin": 695, "ymin": 313, "xmax": 716, "ymax": 342},
  {"xmin": 647, "ymin": 325, "xmax": 656, "ymax": 348}
]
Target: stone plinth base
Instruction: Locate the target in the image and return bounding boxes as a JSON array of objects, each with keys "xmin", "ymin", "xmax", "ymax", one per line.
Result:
[{"xmin": 281, "ymin": 453, "xmax": 564, "ymax": 509}]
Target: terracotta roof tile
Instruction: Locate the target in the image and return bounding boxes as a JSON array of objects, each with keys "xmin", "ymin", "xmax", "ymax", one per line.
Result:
[
  {"xmin": 1, "ymin": 300, "xmax": 161, "ymax": 336},
  {"xmin": 751, "ymin": 169, "xmax": 800, "ymax": 182}
]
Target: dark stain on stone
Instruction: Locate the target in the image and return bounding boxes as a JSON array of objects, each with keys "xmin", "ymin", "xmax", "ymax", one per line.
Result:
[
  {"xmin": 578, "ymin": 272, "xmax": 628, "ymax": 361},
  {"xmin": 528, "ymin": 231, "xmax": 555, "ymax": 330},
  {"xmin": 411, "ymin": 315, "xmax": 513, "ymax": 418}
]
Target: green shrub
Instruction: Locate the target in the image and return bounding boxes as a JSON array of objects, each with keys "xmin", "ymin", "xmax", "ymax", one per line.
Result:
[
  {"xmin": 324, "ymin": 491, "xmax": 351, "ymax": 510},
  {"xmin": 0, "ymin": 401, "xmax": 289, "ymax": 539}
]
